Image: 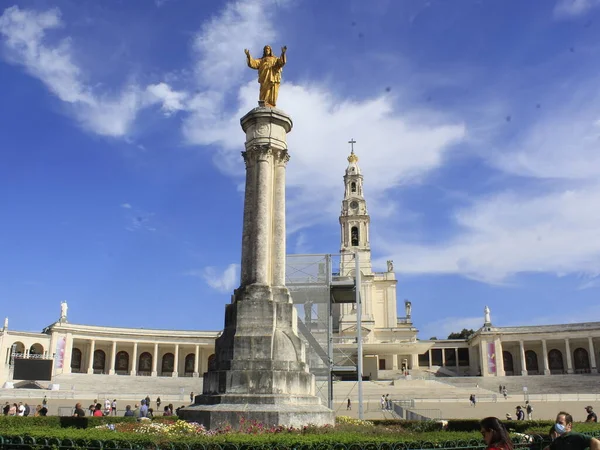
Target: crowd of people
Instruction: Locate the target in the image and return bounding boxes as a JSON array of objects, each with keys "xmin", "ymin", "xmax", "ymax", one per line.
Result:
[
  {"xmin": 70, "ymin": 396, "xmax": 186, "ymax": 418},
  {"xmin": 2, "ymin": 395, "xmax": 48, "ymax": 417}
]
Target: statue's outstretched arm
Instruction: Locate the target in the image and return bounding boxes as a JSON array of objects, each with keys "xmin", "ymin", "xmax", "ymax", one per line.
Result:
[{"xmin": 245, "ymin": 49, "xmax": 259, "ymax": 69}]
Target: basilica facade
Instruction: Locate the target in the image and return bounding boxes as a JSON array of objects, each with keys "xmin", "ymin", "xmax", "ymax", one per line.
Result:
[{"xmin": 1, "ymin": 151, "xmax": 599, "ymax": 387}]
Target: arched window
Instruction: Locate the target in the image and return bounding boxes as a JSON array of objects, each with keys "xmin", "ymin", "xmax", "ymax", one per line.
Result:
[
  {"xmin": 93, "ymin": 349, "xmax": 106, "ymax": 372},
  {"xmin": 548, "ymin": 349, "xmax": 564, "ymax": 373},
  {"xmin": 351, "ymin": 226, "xmax": 359, "ymax": 246},
  {"xmin": 12, "ymin": 342, "xmax": 25, "ymax": 354},
  {"xmin": 115, "ymin": 351, "xmax": 129, "ymax": 372},
  {"xmin": 574, "ymin": 348, "xmax": 590, "ymax": 373},
  {"xmin": 502, "ymin": 351, "xmax": 514, "ymax": 373},
  {"xmin": 161, "ymin": 353, "xmax": 175, "ymax": 374},
  {"xmin": 208, "ymin": 354, "xmax": 216, "ymax": 371},
  {"xmin": 351, "ymin": 182, "xmax": 356, "ymax": 193},
  {"xmin": 525, "ymin": 350, "xmax": 539, "ymax": 373},
  {"xmin": 71, "ymin": 348, "xmax": 82, "ymax": 372},
  {"xmin": 138, "ymin": 352, "xmax": 152, "ymax": 373},
  {"xmin": 29, "ymin": 343, "xmax": 44, "ymax": 355},
  {"xmin": 184, "ymin": 354, "xmax": 195, "ymax": 374}
]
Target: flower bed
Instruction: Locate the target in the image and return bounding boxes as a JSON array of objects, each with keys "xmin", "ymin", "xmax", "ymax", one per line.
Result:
[{"xmin": 0, "ymin": 416, "xmax": 599, "ymax": 450}]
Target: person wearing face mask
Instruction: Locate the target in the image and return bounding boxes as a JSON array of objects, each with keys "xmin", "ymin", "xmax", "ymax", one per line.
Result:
[{"xmin": 550, "ymin": 412, "xmax": 600, "ymax": 450}]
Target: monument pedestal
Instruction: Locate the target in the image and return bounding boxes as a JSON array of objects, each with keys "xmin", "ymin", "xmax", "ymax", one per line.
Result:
[{"xmin": 178, "ymin": 107, "xmax": 334, "ymax": 429}]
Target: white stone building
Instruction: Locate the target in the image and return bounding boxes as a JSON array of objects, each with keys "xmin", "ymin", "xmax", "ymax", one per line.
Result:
[{"xmin": 1, "ymin": 150, "xmax": 599, "ymax": 386}]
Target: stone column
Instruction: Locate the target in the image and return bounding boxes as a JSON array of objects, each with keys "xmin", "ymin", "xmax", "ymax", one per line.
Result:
[
  {"xmin": 479, "ymin": 341, "xmax": 488, "ymax": 376},
  {"xmin": 455, "ymin": 348, "xmax": 460, "ymax": 373},
  {"xmin": 87, "ymin": 339, "xmax": 95, "ymax": 374},
  {"xmin": 63, "ymin": 333, "xmax": 73, "ymax": 375},
  {"xmin": 495, "ymin": 339, "xmax": 505, "ymax": 376},
  {"xmin": 441, "ymin": 348, "xmax": 446, "ymax": 367},
  {"xmin": 565, "ymin": 339, "xmax": 573, "ymax": 374},
  {"xmin": 178, "ymin": 106, "xmax": 334, "ymax": 429},
  {"xmin": 519, "ymin": 341, "xmax": 527, "ymax": 376},
  {"xmin": 542, "ymin": 339, "xmax": 550, "ymax": 375},
  {"xmin": 428, "ymin": 349, "xmax": 432, "ymax": 368},
  {"xmin": 130, "ymin": 342, "xmax": 138, "ymax": 376},
  {"xmin": 172, "ymin": 344, "xmax": 179, "ymax": 377},
  {"xmin": 410, "ymin": 353, "xmax": 418, "ymax": 369},
  {"xmin": 193, "ymin": 345, "xmax": 200, "ymax": 377},
  {"xmin": 109, "ymin": 341, "xmax": 117, "ymax": 375},
  {"xmin": 271, "ymin": 150, "xmax": 289, "ymax": 286},
  {"xmin": 253, "ymin": 148, "xmax": 272, "ymax": 285},
  {"xmin": 239, "ymin": 154, "xmax": 256, "ymax": 286},
  {"xmin": 152, "ymin": 343, "xmax": 158, "ymax": 377},
  {"xmin": 589, "ymin": 337, "xmax": 597, "ymax": 372}
]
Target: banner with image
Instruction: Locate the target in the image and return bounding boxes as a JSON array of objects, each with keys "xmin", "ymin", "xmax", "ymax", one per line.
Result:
[
  {"xmin": 487, "ymin": 342, "xmax": 497, "ymax": 375},
  {"xmin": 55, "ymin": 337, "xmax": 66, "ymax": 369}
]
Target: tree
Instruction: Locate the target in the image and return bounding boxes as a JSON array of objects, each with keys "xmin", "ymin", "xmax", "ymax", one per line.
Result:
[
  {"xmin": 429, "ymin": 336, "xmax": 438, "ymax": 340},
  {"xmin": 447, "ymin": 328, "xmax": 475, "ymax": 339}
]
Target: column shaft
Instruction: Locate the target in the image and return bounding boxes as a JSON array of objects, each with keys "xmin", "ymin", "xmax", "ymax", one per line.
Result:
[
  {"xmin": 87, "ymin": 340, "xmax": 96, "ymax": 374},
  {"xmin": 479, "ymin": 342, "xmax": 487, "ymax": 376},
  {"xmin": 63, "ymin": 333, "xmax": 73, "ymax": 375},
  {"xmin": 130, "ymin": 342, "xmax": 138, "ymax": 376},
  {"xmin": 193, "ymin": 345, "xmax": 200, "ymax": 377},
  {"xmin": 519, "ymin": 340, "xmax": 527, "ymax": 376},
  {"xmin": 240, "ymin": 156, "xmax": 256, "ymax": 286},
  {"xmin": 173, "ymin": 344, "xmax": 179, "ymax": 377},
  {"xmin": 441, "ymin": 348, "xmax": 446, "ymax": 367},
  {"xmin": 542, "ymin": 339, "xmax": 550, "ymax": 375},
  {"xmin": 109, "ymin": 341, "xmax": 117, "ymax": 375},
  {"xmin": 565, "ymin": 339, "xmax": 573, "ymax": 374},
  {"xmin": 253, "ymin": 151, "xmax": 272, "ymax": 285},
  {"xmin": 152, "ymin": 343, "xmax": 158, "ymax": 376},
  {"xmin": 589, "ymin": 337, "xmax": 597, "ymax": 372},
  {"xmin": 428, "ymin": 349, "xmax": 432, "ymax": 368},
  {"xmin": 495, "ymin": 340, "xmax": 505, "ymax": 376},
  {"xmin": 272, "ymin": 151, "xmax": 288, "ymax": 286},
  {"xmin": 455, "ymin": 348, "xmax": 460, "ymax": 373}
]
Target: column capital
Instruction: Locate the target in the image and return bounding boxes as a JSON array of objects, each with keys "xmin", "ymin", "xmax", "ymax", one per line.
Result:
[
  {"xmin": 242, "ymin": 144, "xmax": 272, "ymax": 165},
  {"xmin": 274, "ymin": 149, "xmax": 290, "ymax": 166}
]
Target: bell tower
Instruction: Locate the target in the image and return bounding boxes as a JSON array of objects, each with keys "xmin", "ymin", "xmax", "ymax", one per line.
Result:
[{"xmin": 339, "ymin": 139, "xmax": 372, "ymax": 276}]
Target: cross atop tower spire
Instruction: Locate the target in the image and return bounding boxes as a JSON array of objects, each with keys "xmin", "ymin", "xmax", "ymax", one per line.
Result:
[{"xmin": 348, "ymin": 138, "xmax": 356, "ymax": 152}]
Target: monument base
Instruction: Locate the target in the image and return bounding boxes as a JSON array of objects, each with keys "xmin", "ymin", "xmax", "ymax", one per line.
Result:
[{"xmin": 178, "ymin": 394, "xmax": 334, "ymax": 429}]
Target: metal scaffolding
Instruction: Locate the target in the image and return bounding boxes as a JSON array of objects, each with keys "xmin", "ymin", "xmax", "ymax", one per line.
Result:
[{"xmin": 286, "ymin": 253, "xmax": 362, "ymax": 414}]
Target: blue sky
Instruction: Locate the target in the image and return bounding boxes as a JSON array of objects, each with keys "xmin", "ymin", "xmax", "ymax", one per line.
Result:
[{"xmin": 1, "ymin": 0, "xmax": 600, "ymax": 340}]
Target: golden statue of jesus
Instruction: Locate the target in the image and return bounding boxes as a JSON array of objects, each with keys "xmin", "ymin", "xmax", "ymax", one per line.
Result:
[{"xmin": 244, "ymin": 45, "xmax": 287, "ymax": 107}]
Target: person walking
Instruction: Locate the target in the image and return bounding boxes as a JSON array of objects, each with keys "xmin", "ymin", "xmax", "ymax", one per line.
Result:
[
  {"xmin": 502, "ymin": 386, "xmax": 508, "ymax": 400},
  {"xmin": 347, "ymin": 398, "xmax": 351, "ymax": 410},
  {"xmin": 526, "ymin": 401, "xmax": 534, "ymax": 420},
  {"xmin": 516, "ymin": 406, "xmax": 524, "ymax": 420},
  {"xmin": 585, "ymin": 406, "xmax": 597, "ymax": 423}
]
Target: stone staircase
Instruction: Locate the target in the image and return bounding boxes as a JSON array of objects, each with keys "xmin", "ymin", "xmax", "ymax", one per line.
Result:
[
  {"xmin": 50, "ymin": 373, "xmax": 203, "ymax": 400},
  {"xmin": 438, "ymin": 374, "xmax": 600, "ymax": 395}
]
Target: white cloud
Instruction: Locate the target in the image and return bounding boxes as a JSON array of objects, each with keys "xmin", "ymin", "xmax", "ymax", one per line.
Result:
[
  {"xmin": 145, "ymin": 83, "xmax": 188, "ymax": 116},
  {"xmin": 554, "ymin": 0, "xmax": 600, "ymax": 18},
  {"xmin": 376, "ymin": 183, "xmax": 600, "ymax": 283},
  {"xmin": 192, "ymin": 0, "xmax": 279, "ymax": 89},
  {"xmin": 120, "ymin": 203, "xmax": 132, "ymax": 209},
  {"xmin": 188, "ymin": 264, "xmax": 239, "ymax": 293},
  {"xmin": 184, "ymin": 81, "xmax": 466, "ymax": 232},
  {"xmin": 0, "ymin": 6, "xmax": 186, "ymax": 137}
]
